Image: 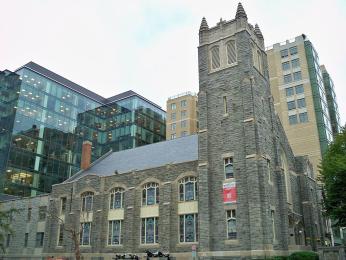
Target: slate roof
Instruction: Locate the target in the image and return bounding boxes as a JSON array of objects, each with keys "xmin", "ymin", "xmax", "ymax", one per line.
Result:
[{"xmin": 67, "ymin": 134, "xmax": 198, "ymax": 182}]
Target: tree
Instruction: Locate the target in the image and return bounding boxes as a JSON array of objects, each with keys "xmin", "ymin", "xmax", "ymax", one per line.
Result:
[
  {"xmin": 47, "ymin": 208, "xmax": 91, "ymax": 260},
  {"xmin": 320, "ymin": 126, "xmax": 346, "ymax": 226},
  {"xmin": 0, "ymin": 208, "xmax": 19, "ymax": 252}
]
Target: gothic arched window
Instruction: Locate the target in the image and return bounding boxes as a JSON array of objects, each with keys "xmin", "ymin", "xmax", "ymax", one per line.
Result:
[
  {"xmin": 109, "ymin": 187, "xmax": 124, "ymax": 209},
  {"xmin": 142, "ymin": 182, "xmax": 159, "ymax": 206},
  {"xmin": 179, "ymin": 176, "xmax": 198, "ymax": 201},
  {"xmin": 81, "ymin": 191, "xmax": 94, "ymax": 212}
]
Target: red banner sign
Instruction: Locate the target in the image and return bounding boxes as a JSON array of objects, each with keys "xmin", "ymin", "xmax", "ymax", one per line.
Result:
[{"xmin": 223, "ymin": 181, "xmax": 237, "ymax": 203}]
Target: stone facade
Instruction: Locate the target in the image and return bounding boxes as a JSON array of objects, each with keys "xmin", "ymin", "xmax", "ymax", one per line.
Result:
[{"xmin": 0, "ymin": 3, "xmax": 325, "ymax": 260}]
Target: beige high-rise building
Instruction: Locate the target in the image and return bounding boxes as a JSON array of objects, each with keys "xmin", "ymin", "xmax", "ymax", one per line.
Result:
[
  {"xmin": 266, "ymin": 35, "xmax": 335, "ymax": 175},
  {"xmin": 166, "ymin": 92, "xmax": 198, "ymax": 140}
]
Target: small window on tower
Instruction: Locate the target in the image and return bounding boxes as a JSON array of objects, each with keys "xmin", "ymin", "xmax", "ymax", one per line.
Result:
[
  {"xmin": 223, "ymin": 96, "xmax": 228, "ymax": 115},
  {"xmin": 224, "ymin": 157, "xmax": 234, "ymax": 179},
  {"xmin": 227, "ymin": 210, "xmax": 237, "ymax": 239},
  {"xmin": 257, "ymin": 50, "xmax": 262, "ymax": 73},
  {"xmin": 252, "ymin": 43, "xmax": 258, "ymax": 69},
  {"xmin": 210, "ymin": 46, "xmax": 220, "ymax": 69}
]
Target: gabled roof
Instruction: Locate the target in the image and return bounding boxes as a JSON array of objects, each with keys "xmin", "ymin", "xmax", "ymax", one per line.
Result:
[{"xmin": 67, "ymin": 134, "xmax": 198, "ymax": 182}]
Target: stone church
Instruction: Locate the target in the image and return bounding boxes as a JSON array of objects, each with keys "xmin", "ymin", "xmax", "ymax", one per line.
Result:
[{"xmin": 0, "ymin": 3, "xmax": 324, "ymax": 260}]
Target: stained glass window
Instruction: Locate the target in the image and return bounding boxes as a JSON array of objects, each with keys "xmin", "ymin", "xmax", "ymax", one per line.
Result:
[
  {"xmin": 110, "ymin": 187, "xmax": 124, "ymax": 209},
  {"xmin": 80, "ymin": 222, "xmax": 91, "ymax": 245},
  {"xmin": 179, "ymin": 177, "xmax": 197, "ymax": 201},
  {"xmin": 141, "ymin": 217, "xmax": 158, "ymax": 244},
  {"xmin": 142, "ymin": 183, "xmax": 159, "ymax": 206},
  {"xmin": 108, "ymin": 220, "xmax": 122, "ymax": 245},
  {"xmin": 179, "ymin": 214, "xmax": 198, "ymax": 243}
]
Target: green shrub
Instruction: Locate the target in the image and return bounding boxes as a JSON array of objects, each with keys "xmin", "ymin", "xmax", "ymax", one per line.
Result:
[{"xmin": 288, "ymin": 251, "xmax": 319, "ymax": 260}]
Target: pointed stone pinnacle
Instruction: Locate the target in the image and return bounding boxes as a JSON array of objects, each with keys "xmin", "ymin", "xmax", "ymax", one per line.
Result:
[
  {"xmin": 254, "ymin": 24, "xmax": 264, "ymax": 39},
  {"xmin": 200, "ymin": 17, "xmax": 209, "ymax": 31},
  {"xmin": 235, "ymin": 2, "xmax": 247, "ymax": 20}
]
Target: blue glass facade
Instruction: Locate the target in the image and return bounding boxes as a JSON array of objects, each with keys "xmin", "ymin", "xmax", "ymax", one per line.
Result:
[{"xmin": 0, "ymin": 62, "xmax": 166, "ymax": 196}]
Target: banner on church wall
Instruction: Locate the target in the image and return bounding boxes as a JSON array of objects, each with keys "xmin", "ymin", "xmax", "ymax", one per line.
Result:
[{"xmin": 223, "ymin": 181, "xmax": 237, "ymax": 203}]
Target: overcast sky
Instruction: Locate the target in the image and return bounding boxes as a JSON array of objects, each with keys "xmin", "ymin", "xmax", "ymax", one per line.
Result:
[{"xmin": 0, "ymin": 0, "xmax": 345, "ymax": 125}]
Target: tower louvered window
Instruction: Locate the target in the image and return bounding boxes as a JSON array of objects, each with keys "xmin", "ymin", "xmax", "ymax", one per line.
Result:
[
  {"xmin": 210, "ymin": 46, "xmax": 220, "ymax": 69},
  {"xmin": 252, "ymin": 43, "xmax": 258, "ymax": 68},
  {"xmin": 257, "ymin": 50, "xmax": 262, "ymax": 73},
  {"xmin": 226, "ymin": 40, "xmax": 237, "ymax": 64}
]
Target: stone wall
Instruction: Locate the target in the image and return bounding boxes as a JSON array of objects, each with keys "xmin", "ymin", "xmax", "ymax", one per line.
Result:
[
  {"xmin": 44, "ymin": 161, "xmax": 199, "ymax": 258},
  {"xmin": 0, "ymin": 194, "xmax": 49, "ymax": 259}
]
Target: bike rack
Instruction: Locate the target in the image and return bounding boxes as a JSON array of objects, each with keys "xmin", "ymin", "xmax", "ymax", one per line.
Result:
[
  {"xmin": 113, "ymin": 254, "xmax": 140, "ymax": 260},
  {"xmin": 145, "ymin": 250, "xmax": 171, "ymax": 260}
]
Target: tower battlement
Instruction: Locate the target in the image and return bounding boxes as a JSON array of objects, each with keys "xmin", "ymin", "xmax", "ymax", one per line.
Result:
[{"xmin": 199, "ymin": 3, "xmax": 264, "ymax": 50}]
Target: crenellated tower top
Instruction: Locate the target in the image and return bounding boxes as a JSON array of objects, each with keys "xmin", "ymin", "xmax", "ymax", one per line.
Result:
[{"xmin": 199, "ymin": 2, "xmax": 264, "ymax": 49}]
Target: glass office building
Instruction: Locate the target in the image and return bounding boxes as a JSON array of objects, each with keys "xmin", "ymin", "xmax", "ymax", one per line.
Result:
[
  {"xmin": 321, "ymin": 65, "xmax": 341, "ymax": 137},
  {"xmin": 0, "ymin": 62, "xmax": 166, "ymax": 196},
  {"xmin": 304, "ymin": 41, "xmax": 334, "ymax": 154}
]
